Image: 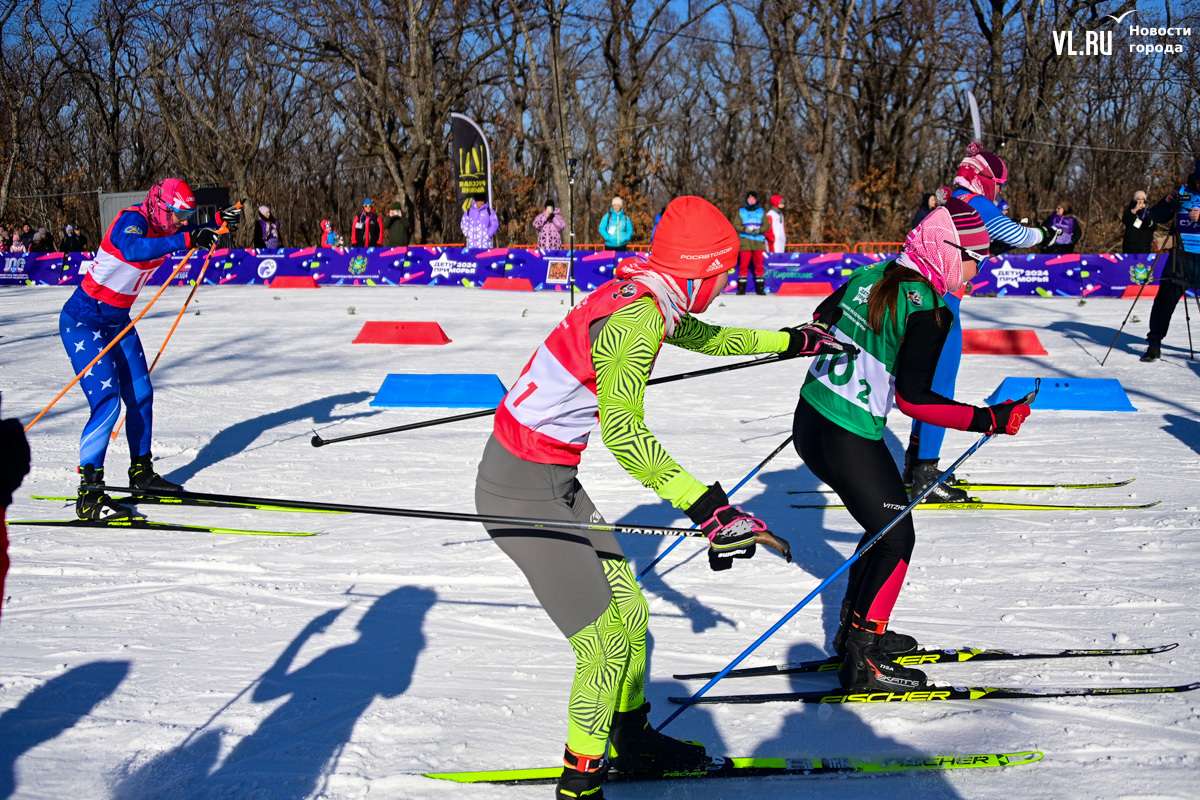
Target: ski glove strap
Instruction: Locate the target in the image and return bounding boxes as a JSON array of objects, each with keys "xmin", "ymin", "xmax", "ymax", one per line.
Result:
[
  {"xmin": 987, "ymin": 401, "xmax": 1031, "ymax": 435},
  {"xmin": 780, "ymin": 322, "xmax": 860, "ymax": 359}
]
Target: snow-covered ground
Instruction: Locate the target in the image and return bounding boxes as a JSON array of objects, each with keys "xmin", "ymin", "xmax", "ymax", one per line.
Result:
[{"xmin": 1, "ymin": 284, "xmax": 1198, "ymax": 800}]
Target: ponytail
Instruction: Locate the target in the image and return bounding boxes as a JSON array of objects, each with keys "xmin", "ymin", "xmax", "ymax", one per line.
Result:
[{"xmin": 865, "ymin": 266, "xmax": 943, "ymax": 334}]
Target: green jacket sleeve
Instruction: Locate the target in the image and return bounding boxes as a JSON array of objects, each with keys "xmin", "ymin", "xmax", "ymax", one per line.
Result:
[
  {"xmin": 666, "ymin": 314, "xmax": 791, "ymax": 356},
  {"xmin": 593, "ymin": 297, "xmax": 708, "ymax": 510}
]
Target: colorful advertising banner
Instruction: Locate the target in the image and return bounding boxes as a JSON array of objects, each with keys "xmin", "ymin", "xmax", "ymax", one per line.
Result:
[{"xmin": 1, "ymin": 248, "xmax": 1170, "ymax": 298}]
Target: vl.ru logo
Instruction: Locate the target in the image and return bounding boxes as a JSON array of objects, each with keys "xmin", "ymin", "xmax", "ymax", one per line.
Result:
[{"xmin": 1053, "ymin": 28, "xmax": 1112, "ymax": 56}]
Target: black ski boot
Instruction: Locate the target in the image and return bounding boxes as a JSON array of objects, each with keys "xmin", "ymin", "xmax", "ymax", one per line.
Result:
[
  {"xmin": 736, "ymin": 275, "xmax": 748, "ymax": 295},
  {"xmin": 607, "ymin": 702, "xmax": 707, "ymax": 774},
  {"xmin": 754, "ymin": 274, "xmax": 766, "ymax": 295},
  {"xmin": 556, "ymin": 747, "xmax": 606, "ymax": 799},
  {"xmin": 901, "ymin": 439, "xmax": 920, "ymax": 485},
  {"xmin": 909, "ymin": 459, "xmax": 972, "ymax": 503},
  {"xmin": 1141, "ymin": 341, "xmax": 1161, "ymax": 362},
  {"xmin": 832, "ymin": 603, "xmax": 917, "ymax": 658},
  {"xmin": 128, "ymin": 454, "xmax": 182, "ymax": 498},
  {"xmin": 77, "ymin": 465, "xmax": 124, "ymax": 520},
  {"xmin": 839, "ymin": 619, "xmax": 928, "ymax": 692}
]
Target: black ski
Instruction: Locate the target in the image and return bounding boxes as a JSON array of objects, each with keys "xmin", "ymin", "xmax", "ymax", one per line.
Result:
[
  {"xmin": 789, "ymin": 478, "xmax": 1135, "ymax": 494},
  {"xmin": 673, "ymin": 643, "xmax": 1178, "ymax": 681},
  {"xmin": 32, "ymin": 494, "xmax": 345, "ymax": 514},
  {"xmin": 8, "ymin": 517, "xmax": 320, "ymax": 537},
  {"xmin": 669, "ymin": 681, "xmax": 1200, "ymax": 706}
]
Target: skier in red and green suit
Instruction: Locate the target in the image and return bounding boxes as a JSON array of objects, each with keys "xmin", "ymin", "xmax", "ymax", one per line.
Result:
[{"xmin": 475, "ymin": 196, "xmax": 855, "ymax": 799}]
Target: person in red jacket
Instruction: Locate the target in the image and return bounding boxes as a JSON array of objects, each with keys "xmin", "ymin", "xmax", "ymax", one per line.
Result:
[
  {"xmin": 0, "ymin": 400, "xmax": 32, "ymax": 623},
  {"xmin": 350, "ymin": 199, "xmax": 384, "ymax": 247}
]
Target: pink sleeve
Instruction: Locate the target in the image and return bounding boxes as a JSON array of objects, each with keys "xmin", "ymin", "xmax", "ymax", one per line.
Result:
[{"xmin": 895, "ymin": 389, "xmax": 978, "ymax": 431}]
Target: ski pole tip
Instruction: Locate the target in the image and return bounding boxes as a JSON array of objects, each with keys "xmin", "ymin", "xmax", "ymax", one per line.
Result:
[{"xmin": 310, "ymin": 432, "xmax": 325, "ymax": 447}]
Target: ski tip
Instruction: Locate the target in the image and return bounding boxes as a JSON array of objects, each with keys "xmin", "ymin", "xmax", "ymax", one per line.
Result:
[{"xmin": 1001, "ymin": 751, "xmax": 1044, "ymax": 766}]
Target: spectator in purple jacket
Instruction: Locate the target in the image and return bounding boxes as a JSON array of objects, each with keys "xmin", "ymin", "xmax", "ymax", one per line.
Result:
[
  {"xmin": 532, "ymin": 200, "xmax": 566, "ymax": 249},
  {"xmin": 461, "ymin": 195, "xmax": 499, "ymax": 249},
  {"xmin": 1042, "ymin": 204, "xmax": 1083, "ymax": 254}
]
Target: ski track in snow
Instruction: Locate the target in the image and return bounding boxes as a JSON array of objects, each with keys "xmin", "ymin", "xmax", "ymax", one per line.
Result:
[{"xmin": 1, "ymin": 286, "xmax": 1198, "ymax": 799}]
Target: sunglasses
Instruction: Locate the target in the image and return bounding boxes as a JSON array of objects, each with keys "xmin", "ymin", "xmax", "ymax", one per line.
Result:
[
  {"xmin": 166, "ymin": 204, "xmax": 196, "ymax": 222},
  {"xmin": 943, "ymin": 239, "xmax": 988, "ymax": 264}
]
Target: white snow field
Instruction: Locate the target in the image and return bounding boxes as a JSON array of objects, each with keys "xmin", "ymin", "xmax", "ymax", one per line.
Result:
[{"xmin": 1, "ymin": 284, "xmax": 1198, "ymax": 800}]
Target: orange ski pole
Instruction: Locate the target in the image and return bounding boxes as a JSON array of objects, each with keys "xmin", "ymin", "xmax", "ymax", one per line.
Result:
[{"xmin": 23, "ymin": 248, "xmax": 199, "ymax": 433}]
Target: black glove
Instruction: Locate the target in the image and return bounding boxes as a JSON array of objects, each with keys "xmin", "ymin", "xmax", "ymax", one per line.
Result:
[
  {"xmin": 1038, "ymin": 226, "xmax": 1063, "ymax": 246},
  {"xmin": 187, "ymin": 227, "xmax": 221, "ymax": 251},
  {"xmin": 686, "ymin": 483, "xmax": 791, "ymax": 571},
  {"xmin": 0, "ymin": 417, "xmax": 32, "ymax": 508},
  {"xmin": 216, "ymin": 204, "xmax": 244, "ymax": 233},
  {"xmin": 780, "ymin": 322, "xmax": 860, "ymax": 359}
]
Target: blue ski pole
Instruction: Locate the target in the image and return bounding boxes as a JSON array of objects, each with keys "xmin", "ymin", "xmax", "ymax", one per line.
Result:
[
  {"xmin": 657, "ymin": 378, "xmax": 1040, "ymax": 733},
  {"xmin": 636, "ymin": 434, "xmax": 794, "ymax": 582}
]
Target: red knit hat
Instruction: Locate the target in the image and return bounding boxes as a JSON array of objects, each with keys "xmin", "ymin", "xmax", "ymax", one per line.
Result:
[
  {"xmin": 648, "ymin": 196, "xmax": 739, "ymax": 279},
  {"xmin": 770, "ymin": 194, "xmax": 784, "ymax": 207}
]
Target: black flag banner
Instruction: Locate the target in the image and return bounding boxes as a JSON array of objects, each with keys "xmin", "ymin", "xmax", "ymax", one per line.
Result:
[{"xmin": 450, "ymin": 113, "xmax": 492, "ymax": 213}]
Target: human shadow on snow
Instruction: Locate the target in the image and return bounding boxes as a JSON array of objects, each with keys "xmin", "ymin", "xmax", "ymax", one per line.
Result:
[
  {"xmin": 1162, "ymin": 413, "xmax": 1200, "ymax": 456},
  {"xmin": 112, "ymin": 586, "xmax": 435, "ymax": 800},
  {"xmin": 0, "ymin": 660, "xmax": 131, "ymax": 800},
  {"xmin": 165, "ymin": 391, "xmax": 380, "ymax": 485}
]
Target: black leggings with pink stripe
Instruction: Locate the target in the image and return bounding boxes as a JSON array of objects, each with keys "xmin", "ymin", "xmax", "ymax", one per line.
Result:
[{"xmin": 793, "ymin": 395, "xmax": 915, "ymax": 623}]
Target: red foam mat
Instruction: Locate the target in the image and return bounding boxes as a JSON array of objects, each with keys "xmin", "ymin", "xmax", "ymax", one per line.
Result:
[
  {"xmin": 353, "ymin": 321, "xmax": 451, "ymax": 345},
  {"xmin": 1122, "ymin": 284, "xmax": 1159, "ymax": 298},
  {"xmin": 962, "ymin": 329, "xmax": 1048, "ymax": 356},
  {"xmin": 776, "ymin": 282, "xmax": 835, "ymax": 296},
  {"xmin": 482, "ymin": 277, "xmax": 534, "ymax": 291},
  {"xmin": 267, "ymin": 275, "xmax": 319, "ymax": 288}
]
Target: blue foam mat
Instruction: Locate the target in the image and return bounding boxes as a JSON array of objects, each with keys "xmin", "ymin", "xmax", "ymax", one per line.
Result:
[
  {"xmin": 984, "ymin": 377, "xmax": 1136, "ymax": 412},
  {"xmin": 371, "ymin": 373, "xmax": 508, "ymax": 408}
]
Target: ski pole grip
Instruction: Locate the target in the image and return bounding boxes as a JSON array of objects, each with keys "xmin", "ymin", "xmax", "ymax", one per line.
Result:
[{"xmin": 1018, "ymin": 378, "xmax": 1042, "ymax": 406}]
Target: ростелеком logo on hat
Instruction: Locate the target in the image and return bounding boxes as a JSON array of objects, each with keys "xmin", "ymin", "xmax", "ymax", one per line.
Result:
[{"xmin": 1053, "ymin": 11, "xmax": 1189, "ymax": 56}]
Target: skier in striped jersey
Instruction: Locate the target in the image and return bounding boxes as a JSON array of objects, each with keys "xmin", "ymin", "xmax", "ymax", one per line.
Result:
[
  {"xmin": 474, "ymin": 196, "xmax": 854, "ymax": 799},
  {"xmin": 904, "ymin": 144, "xmax": 1059, "ymax": 503}
]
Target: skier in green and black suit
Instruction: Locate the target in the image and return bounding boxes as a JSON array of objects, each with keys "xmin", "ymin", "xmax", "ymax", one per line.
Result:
[
  {"xmin": 475, "ymin": 196, "xmax": 855, "ymax": 800},
  {"xmin": 793, "ymin": 193, "xmax": 1033, "ymax": 693}
]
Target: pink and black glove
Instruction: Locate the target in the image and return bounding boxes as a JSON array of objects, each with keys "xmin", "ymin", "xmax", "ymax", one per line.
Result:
[
  {"xmin": 986, "ymin": 400, "xmax": 1031, "ymax": 435},
  {"xmin": 780, "ymin": 322, "xmax": 860, "ymax": 359},
  {"xmin": 686, "ymin": 482, "xmax": 791, "ymax": 571}
]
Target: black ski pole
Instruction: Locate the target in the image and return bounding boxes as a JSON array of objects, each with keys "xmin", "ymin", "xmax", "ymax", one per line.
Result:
[
  {"xmin": 310, "ymin": 355, "xmax": 783, "ymax": 447},
  {"xmin": 1100, "ymin": 256, "xmax": 1159, "ymax": 366},
  {"xmin": 94, "ymin": 484, "xmax": 790, "ymax": 558}
]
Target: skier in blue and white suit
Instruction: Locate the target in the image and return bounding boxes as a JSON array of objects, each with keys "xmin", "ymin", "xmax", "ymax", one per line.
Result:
[{"xmin": 904, "ymin": 143, "xmax": 1060, "ymax": 502}]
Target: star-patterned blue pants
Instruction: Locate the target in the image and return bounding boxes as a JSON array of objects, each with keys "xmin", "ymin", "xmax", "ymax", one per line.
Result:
[{"xmin": 59, "ymin": 294, "xmax": 154, "ymax": 469}]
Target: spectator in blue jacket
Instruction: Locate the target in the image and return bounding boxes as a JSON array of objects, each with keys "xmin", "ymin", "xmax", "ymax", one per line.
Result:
[{"xmin": 598, "ymin": 196, "xmax": 633, "ymax": 249}]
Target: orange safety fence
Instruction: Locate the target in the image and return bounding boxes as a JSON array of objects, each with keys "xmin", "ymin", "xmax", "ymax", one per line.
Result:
[
  {"xmin": 785, "ymin": 243, "xmax": 849, "ymax": 253},
  {"xmin": 852, "ymin": 242, "xmax": 904, "ymax": 254}
]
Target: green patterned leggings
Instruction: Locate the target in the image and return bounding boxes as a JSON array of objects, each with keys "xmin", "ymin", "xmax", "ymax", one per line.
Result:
[{"xmin": 566, "ymin": 558, "xmax": 649, "ymax": 755}]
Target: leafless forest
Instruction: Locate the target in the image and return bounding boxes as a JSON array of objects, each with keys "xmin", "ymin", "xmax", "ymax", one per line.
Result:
[{"xmin": 2, "ymin": 0, "xmax": 1197, "ymax": 250}]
